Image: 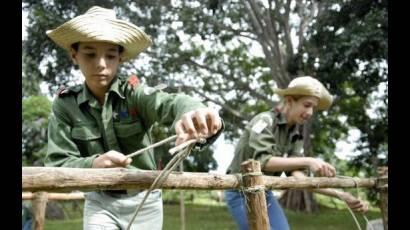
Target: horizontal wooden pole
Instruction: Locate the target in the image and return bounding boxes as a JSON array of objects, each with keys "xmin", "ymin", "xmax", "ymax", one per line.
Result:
[
  {"xmin": 22, "ymin": 167, "xmax": 378, "ymax": 192},
  {"xmin": 22, "ymin": 192, "xmax": 84, "ymax": 200}
]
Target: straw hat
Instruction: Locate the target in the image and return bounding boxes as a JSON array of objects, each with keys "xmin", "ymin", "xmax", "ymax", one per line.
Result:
[
  {"xmin": 273, "ymin": 76, "xmax": 333, "ymax": 110},
  {"xmin": 46, "ymin": 6, "xmax": 152, "ymax": 62}
]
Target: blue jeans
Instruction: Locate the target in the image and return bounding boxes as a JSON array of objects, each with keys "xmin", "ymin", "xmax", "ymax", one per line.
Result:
[
  {"xmin": 22, "ymin": 218, "xmax": 32, "ymax": 230},
  {"xmin": 225, "ymin": 190, "xmax": 290, "ymax": 230}
]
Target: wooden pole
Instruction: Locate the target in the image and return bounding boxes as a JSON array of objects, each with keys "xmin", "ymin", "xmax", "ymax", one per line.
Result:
[
  {"xmin": 22, "ymin": 192, "xmax": 84, "ymax": 200},
  {"xmin": 377, "ymin": 167, "xmax": 388, "ymax": 230},
  {"xmin": 32, "ymin": 192, "xmax": 48, "ymax": 230},
  {"xmin": 241, "ymin": 160, "xmax": 270, "ymax": 230},
  {"xmin": 22, "ymin": 167, "xmax": 377, "ymax": 192},
  {"xmin": 179, "ymin": 162, "xmax": 186, "ymax": 230}
]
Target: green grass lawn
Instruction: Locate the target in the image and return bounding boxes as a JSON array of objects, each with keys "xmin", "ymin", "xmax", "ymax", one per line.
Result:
[{"xmin": 44, "ymin": 203, "xmax": 381, "ymax": 230}]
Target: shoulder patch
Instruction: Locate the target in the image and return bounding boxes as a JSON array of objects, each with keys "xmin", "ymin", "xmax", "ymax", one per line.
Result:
[
  {"xmin": 251, "ymin": 119, "xmax": 268, "ymax": 134},
  {"xmin": 128, "ymin": 74, "xmax": 140, "ymax": 88},
  {"xmin": 56, "ymin": 85, "xmax": 82, "ymax": 97},
  {"xmin": 259, "ymin": 114, "xmax": 273, "ymax": 126},
  {"xmin": 56, "ymin": 86, "xmax": 69, "ymax": 97}
]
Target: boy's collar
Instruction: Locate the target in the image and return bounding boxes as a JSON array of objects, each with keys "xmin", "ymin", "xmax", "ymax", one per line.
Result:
[{"xmin": 78, "ymin": 77, "xmax": 125, "ymax": 106}]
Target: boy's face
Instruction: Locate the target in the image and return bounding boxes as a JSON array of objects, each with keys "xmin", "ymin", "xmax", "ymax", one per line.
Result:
[
  {"xmin": 286, "ymin": 96, "xmax": 319, "ymax": 125},
  {"xmin": 71, "ymin": 42, "xmax": 122, "ymax": 92}
]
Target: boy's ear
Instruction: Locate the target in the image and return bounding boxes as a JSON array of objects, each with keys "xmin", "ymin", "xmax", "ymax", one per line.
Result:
[
  {"xmin": 285, "ymin": 96, "xmax": 294, "ymax": 105},
  {"xmin": 69, "ymin": 48, "xmax": 78, "ymax": 65}
]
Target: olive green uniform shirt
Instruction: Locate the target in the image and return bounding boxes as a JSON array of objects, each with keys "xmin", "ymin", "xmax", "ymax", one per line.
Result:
[
  {"xmin": 226, "ymin": 109, "xmax": 304, "ymax": 176},
  {"xmin": 45, "ymin": 76, "xmax": 221, "ymax": 170}
]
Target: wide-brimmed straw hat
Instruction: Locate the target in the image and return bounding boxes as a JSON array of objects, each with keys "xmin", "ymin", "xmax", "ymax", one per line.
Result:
[
  {"xmin": 46, "ymin": 6, "xmax": 152, "ymax": 62},
  {"xmin": 273, "ymin": 76, "xmax": 333, "ymax": 110}
]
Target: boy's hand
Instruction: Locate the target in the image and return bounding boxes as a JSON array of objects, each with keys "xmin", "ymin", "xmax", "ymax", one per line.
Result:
[
  {"xmin": 175, "ymin": 107, "xmax": 222, "ymax": 146},
  {"xmin": 340, "ymin": 193, "xmax": 369, "ymax": 213},
  {"xmin": 306, "ymin": 158, "xmax": 336, "ymax": 177},
  {"xmin": 92, "ymin": 150, "xmax": 132, "ymax": 168}
]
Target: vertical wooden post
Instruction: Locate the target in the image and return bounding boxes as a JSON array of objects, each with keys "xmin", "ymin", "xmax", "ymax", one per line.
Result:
[
  {"xmin": 32, "ymin": 191, "xmax": 48, "ymax": 230},
  {"xmin": 377, "ymin": 167, "xmax": 388, "ymax": 230},
  {"xmin": 179, "ymin": 162, "xmax": 186, "ymax": 230},
  {"xmin": 241, "ymin": 160, "xmax": 270, "ymax": 230}
]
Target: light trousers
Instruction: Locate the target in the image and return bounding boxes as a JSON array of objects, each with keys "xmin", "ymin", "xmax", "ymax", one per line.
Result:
[{"xmin": 83, "ymin": 189, "xmax": 163, "ymax": 230}]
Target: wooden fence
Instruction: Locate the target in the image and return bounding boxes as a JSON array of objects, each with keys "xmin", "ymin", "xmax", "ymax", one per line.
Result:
[{"xmin": 22, "ymin": 161, "xmax": 388, "ymax": 230}]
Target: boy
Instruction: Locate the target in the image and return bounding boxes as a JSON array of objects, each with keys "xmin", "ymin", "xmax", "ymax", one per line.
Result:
[{"xmin": 44, "ymin": 6, "xmax": 223, "ymax": 230}]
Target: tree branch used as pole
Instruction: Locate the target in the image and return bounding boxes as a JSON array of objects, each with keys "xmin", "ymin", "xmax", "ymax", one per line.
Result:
[{"xmin": 23, "ymin": 167, "xmax": 378, "ymax": 193}]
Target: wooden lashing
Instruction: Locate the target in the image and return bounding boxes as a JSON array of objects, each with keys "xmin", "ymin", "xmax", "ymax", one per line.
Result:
[{"xmin": 241, "ymin": 160, "xmax": 270, "ymax": 230}]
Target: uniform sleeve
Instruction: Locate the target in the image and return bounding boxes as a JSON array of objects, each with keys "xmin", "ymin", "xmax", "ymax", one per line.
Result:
[
  {"xmin": 247, "ymin": 115, "xmax": 281, "ymax": 171},
  {"xmin": 44, "ymin": 100, "xmax": 99, "ymax": 168},
  {"xmin": 133, "ymin": 84, "xmax": 223, "ymax": 149}
]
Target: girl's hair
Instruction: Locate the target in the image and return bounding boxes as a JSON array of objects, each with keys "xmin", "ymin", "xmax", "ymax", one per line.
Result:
[{"xmin": 70, "ymin": 42, "xmax": 124, "ymax": 53}]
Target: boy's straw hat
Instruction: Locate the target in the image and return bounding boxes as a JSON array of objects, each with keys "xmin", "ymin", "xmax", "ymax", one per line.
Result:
[
  {"xmin": 46, "ymin": 6, "xmax": 152, "ymax": 62},
  {"xmin": 273, "ymin": 76, "xmax": 333, "ymax": 110}
]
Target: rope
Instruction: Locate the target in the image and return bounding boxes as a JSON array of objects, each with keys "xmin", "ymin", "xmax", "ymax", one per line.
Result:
[
  {"xmin": 237, "ymin": 171, "xmax": 266, "ymax": 213},
  {"xmin": 315, "ymin": 175, "xmax": 371, "ymax": 230},
  {"xmin": 126, "ymin": 135, "xmax": 177, "ymax": 158},
  {"xmin": 242, "ymin": 185, "xmax": 266, "ymax": 193},
  {"xmin": 125, "ymin": 137, "xmax": 205, "ymax": 230},
  {"xmin": 242, "ymin": 172, "xmax": 263, "ymax": 177}
]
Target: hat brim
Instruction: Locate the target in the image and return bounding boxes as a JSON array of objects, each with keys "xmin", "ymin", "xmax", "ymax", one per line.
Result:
[
  {"xmin": 273, "ymin": 87, "xmax": 332, "ymax": 110},
  {"xmin": 46, "ymin": 15, "xmax": 152, "ymax": 62}
]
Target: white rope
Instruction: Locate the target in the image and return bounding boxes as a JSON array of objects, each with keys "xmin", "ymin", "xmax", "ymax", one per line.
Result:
[{"xmin": 125, "ymin": 137, "xmax": 205, "ymax": 230}]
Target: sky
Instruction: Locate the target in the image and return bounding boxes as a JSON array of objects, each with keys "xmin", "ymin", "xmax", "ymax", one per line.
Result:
[{"xmin": 22, "ymin": 6, "xmax": 386, "ymax": 174}]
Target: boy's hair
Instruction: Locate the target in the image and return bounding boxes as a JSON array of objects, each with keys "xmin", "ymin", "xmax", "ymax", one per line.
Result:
[
  {"xmin": 70, "ymin": 42, "xmax": 124, "ymax": 53},
  {"xmin": 289, "ymin": 95, "xmax": 304, "ymax": 101}
]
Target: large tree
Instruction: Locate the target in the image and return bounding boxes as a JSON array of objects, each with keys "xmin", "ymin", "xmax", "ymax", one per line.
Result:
[{"xmin": 23, "ymin": 0, "xmax": 387, "ymax": 209}]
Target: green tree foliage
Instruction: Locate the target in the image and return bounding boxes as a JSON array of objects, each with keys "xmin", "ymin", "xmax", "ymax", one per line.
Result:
[
  {"xmin": 301, "ymin": 0, "xmax": 388, "ymax": 174},
  {"xmin": 22, "ymin": 95, "xmax": 52, "ymax": 166},
  {"xmin": 298, "ymin": 0, "xmax": 387, "ymax": 203}
]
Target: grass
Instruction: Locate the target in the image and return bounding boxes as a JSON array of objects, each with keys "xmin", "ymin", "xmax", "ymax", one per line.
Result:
[{"xmin": 44, "ymin": 202, "xmax": 381, "ymax": 230}]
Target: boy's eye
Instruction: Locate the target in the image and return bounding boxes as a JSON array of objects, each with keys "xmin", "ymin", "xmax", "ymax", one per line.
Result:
[
  {"xmin": 85, "ymin": 53, "xmax": 95, "ymax": 58},
  {"xmin": 304, "ymin": 103, "xmax": 312, "ymax": 108},
  {"xmin": 107, "ymin": 55, "xmax": 117, "ymax": 59}
]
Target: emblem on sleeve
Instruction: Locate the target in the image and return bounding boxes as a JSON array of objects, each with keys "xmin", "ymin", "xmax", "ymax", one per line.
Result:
[
  {"xmin": 56, "ymin": 86, "xmax": 68, "ymax": 97},
  {"xmin": 251, "ymin": 120, "xmax": 268, "ymax": 134},
  {"xmin": 128, "ymin": 74, "xmax": 140, "ymax": 88}
]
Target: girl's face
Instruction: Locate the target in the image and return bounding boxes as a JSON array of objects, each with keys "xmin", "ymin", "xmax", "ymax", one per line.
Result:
[
  {"xmin": 71, "ymin": 42, "xmax": 122, "ymax": 92},
  {"xmin": 286, "ymin": 96, "xmax": 319, "ymax": 125}
]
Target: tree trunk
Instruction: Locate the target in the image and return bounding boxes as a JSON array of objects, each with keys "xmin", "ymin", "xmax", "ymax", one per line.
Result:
[
  {"xmin": 280, "ymin": 119, "xmax": 319, "ymax": 213},
  {"xmin": 279, "ymin": 189, "xmax": 319, "ymax": 213}
]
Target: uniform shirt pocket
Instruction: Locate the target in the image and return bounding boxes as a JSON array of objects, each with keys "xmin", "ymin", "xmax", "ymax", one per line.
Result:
[
  {"xmin": 71, "ymin": 125, "xmax": 104, "ymax": 156},
  {"xmin": 113, "ymin": 121, "xmax": 145, "ymax": 154}
]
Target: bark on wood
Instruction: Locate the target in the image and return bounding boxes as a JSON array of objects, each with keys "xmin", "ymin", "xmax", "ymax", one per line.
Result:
[
  {"xmin": 377, "ymin": 167, "xmax": 388, "ymax": 230},
  {"xmin": 32, "ymin": 192, "xmax": 48, "ymax": 230},
  {"xmin": 241, "ymin": 160, "xmax": 270, "ymax": 230},
  {"xmin": 179, "ymin": 163, "xmax": 186, "ymax": 230},
  {"xmin": 22, "ymin": 167, "xmax": 377, "ymax": 192},
  {"xmin": 22, "ymin": 192, "xmax": 84, "ymax": 200}
]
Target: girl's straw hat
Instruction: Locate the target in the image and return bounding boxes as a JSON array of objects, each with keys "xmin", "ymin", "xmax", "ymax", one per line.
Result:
[
  {"xmin": 46, "ymin": 6, "xmax": 152, "ymax": 62},
  {"xmin": 273, "ymin": 76, "xmax": 333, "ymax": 110}
]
